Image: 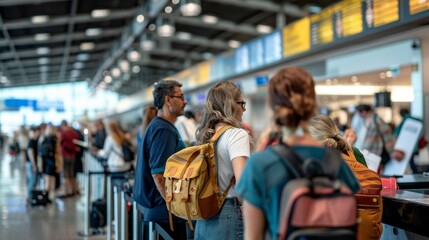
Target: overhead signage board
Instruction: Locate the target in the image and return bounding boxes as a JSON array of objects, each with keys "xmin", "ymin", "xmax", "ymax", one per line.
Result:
[
  {"xmin": 337, "ymin": 0, "xmax": 363, "ymax": 37},
  {"xmin": 311, "ymin": 7, "xmax": 334, "ymax": 46},
  {"xmin": 283, "ymin": 17, "xmax": 310, "ymax": 57},
  {"xmin": 372, "ymin": 0, "xmax": 399, "ymax": 27},
  {"xmin": 248, "ymin": 38, "xmax": 264, "ymax": 69},
  {"xmin": 409, "ymin": 0, "xmax": 429, "ymax": 15},
  {"xmin": 235, "ymin": 45, "xmax": 250, "ymax": 74},
  {"xmin": 263, "ymin": 31, "xmax": 282, "ymax": 64}
]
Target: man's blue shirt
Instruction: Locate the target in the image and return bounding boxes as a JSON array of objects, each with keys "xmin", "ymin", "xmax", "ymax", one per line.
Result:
[{"xmin": 133, "ymin": 117, "xmax": 186, "ymax": 223}]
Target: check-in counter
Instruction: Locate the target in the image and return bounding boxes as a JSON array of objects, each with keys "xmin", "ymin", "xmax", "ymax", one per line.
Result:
[
  {"xmin": 396, "ymin": 174, "xmax": 429, "ymax": 189},
  {"xmin": 382, "ymin": 189, "xmax": 429, "ymax": 239}
]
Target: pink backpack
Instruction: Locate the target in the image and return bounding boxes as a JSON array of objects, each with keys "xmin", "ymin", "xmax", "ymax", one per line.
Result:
[{"xmin": 272, "ymin": 143, "xmax": 358, "ymax": 240}]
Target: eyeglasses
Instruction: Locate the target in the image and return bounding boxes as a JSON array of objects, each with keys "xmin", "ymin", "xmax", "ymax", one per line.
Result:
[
  {"xmin": 236, "ymin": 101, "xmax": 246, "ymax": 109},
  {"xmin": 170, "ymin": 95, "xmax": 185, "ymax": 100}
]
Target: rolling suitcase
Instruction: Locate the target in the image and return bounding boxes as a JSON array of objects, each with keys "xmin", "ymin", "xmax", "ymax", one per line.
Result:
[{"xmin": 30, "ymin": 173, "xmax": 49, "ymax": 207}]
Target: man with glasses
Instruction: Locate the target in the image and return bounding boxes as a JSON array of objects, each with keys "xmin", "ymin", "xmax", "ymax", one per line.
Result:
[{"xmin": 133, "ymin": 80, "xmax": 188, "ymax": 239}]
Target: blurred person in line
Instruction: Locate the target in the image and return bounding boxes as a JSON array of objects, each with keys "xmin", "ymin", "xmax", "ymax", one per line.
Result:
[
  {"xmin": 175, "ymin": 109, "xmax": 197, "ymax": 146},
  {"xmin": 236, "ymin": 67, "xmax": 360, "ymax": 239},
  {"xmin": 193, "ymin": 81, "xmax": 251, "ymax": 240},
  {"xmin": 91, "ymin": 119, "xmax": 107, "ymax": 151},
  {"xmin": 39, "ymin": 124, "xmax": 62, "ymax": 203},
  {"xmin": 72, "ymin": 122, "xmax": 85, "ymax": 194},
  {"xmin": 18, "ymin": 126, "xmax": 29, "ymax": 164},
  {"xmin": 58, "ymin": 120, "xmax": 80, "ymax": 198},
  {"xmin": 26, "ymin": 126, "xmax": 40, "ymax": 203},
  {"xmin": 308, "ymin": 115, "xmax": 382, "ymax": 240},
  {"xmin": 353, "ymin": 104, "xmax": 404, "ymax": 172},
  {"xmin": 133, "ymin": 80, "xmax": 188, "ymax": 239},
  {"xmin": 91, "ymin": 121, "xmax": 133, "ymax": 187},
  {"xmin": 136, "ymin": 105, "xmax": 158, "ymax": 145},
  {"xmin": 8, "ymin": 131, "xmax": 20, "ymax": 162}
]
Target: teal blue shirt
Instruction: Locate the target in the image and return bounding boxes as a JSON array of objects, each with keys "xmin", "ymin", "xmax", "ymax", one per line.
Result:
[{"xmin": 236, "ymin": 145, "xmax": 360, "ymax": 239}]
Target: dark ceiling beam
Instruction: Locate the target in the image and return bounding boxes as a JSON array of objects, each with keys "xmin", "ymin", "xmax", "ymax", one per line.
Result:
[
  {"xmin": 0, "ymin": 42, "xmax": 112, "ymax": 60},
  {"xmin": 204, "ymin": 0, "xmax": 306, "ymax": 18},
  {"xmin": 0, "ymin": 28, "xmax": 122, "ymax": 47},
  {"xmin": 0, "ymin": 14, "xmax": 28, "ymax": 83},
  {"xmin": 58, "ymin": 0, "xmax": 78, "ymax": 85},
  {"xmin": 8, "ymin": 61, "xmax": 100, "ymax": 75},
  {"xmin": 0, "ymin": 0, "xmax": 70, "ymax": 6},
  {"xmin": 5, "ymin": 53, "xmax": 106, "ymax": 68},
  {"xmin": 161, "ymin": 13, "xmax": 262, "ymax": 37},
  {"xmin": 3, "ymin": 8, "xmax": 139, "ymax": 30},
  {"xmin": 150, "ymin": 33, "xmax": 230, "ymax": 50}
]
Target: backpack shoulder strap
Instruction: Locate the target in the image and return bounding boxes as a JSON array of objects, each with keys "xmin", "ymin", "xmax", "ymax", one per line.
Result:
[
  {"xmin": 210, "ymin": 125, "xmax": 233, "ymax": 143},
  {"xmin": 271, "ymin": 143, "xmax": 305, "ymax": 178}
]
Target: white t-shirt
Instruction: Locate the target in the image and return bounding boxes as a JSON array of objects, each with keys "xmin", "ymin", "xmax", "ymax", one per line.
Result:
[
  {"xmin": 175, "ymin": 116, "xmax": 197, "ymax": 144},
  {"xmin": 215, "ymin": 128, "xmax": 250, "ymax": 198},
  {"xmin": 98, "ymin": 135, "xmax": 132, "ymax": 172}
]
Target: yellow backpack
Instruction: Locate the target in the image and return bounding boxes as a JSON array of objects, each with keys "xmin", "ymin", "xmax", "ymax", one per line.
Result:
[
  {"xmin": 342, "ymin": 149, "xmax": 383, "ymax": 240},
  {"xmin": 164, "ymin": 126, "xmax": 234, "ymax": 231}
]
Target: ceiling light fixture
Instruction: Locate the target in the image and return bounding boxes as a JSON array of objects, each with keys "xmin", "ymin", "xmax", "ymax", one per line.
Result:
[
  {"xmin": 256, "ymin": 24, "xmax": 273, "ymax": 34},
  {"xmin": 176, "ymin": 32, "xmax": 192, "ymax": 40},
  {"xmin": 136, "ymin": 14, "xmax": 145, "ymax": 23},
  {"xmin": 141, "ymin": 34, "xmax": 156, "ymax": 51},
  {"xmin": 132, "ymin": 65, "xmax": 141, "ymax": 74},
  {"xmin": 38, "ymin": 57, "xmax": 49, "ymax": 65},
  {"xmin": 111, "ymin": 68, "xmax": 121, "ymax": 78},
  {"xmin": 202, "ymin": 15, "xmax": 218, "ymax": 24},
  {"xmin": 148, "ymin": 23, "xmax": 157, "ymax": 31},
  {"xmin": 119, "ymin": 60, "xmax": 130, "ymax": 73},
  {"xmin": 157, "ymin": 18, "xmax": 175, "ymax": 37},
  {"xmin": 71, "ymin": 69, "xmax": 80, "ymax": 77},
  {"xmin": 36, "ymin": 47, "xmax": 50, "ymax": 55},
  {"xmin": 180, "ymin": 0, "xmax": 201, "ymax": 16},
  {"xmin": 0, "ymin": 76, "xmax": 9, "ymax": 83},
  {"xmin": 91, "ymin": 9, "xmax": 110, "ymax": 18},
  {"xmin": 39, "ymin": 65, "xmax": 49, "ymax": 72},
  {"xmin": 165, "ymin": 6, "xmax": 173, "ymax": 13},
  {"xmin": 172, "ymin": 0, "xmax": 180, "ymax": 4},
  {"xmin": 228, "ymin": 40, "xmax": 241, "ymax": 48},
  {"xmin": 104, "ymin": 76, "xmax": 112, "ymax": 83},
  {"xmin": 127, "ymin": 50, "xmax": 141, "ymax": 62},
  {"xmin": 31, "ymin": 15, "xmax": 49, "ymax": 24},
  {"xmin": 80, "ymin": 42, "xmax": 95, "ymax": 51},
  {"xmin": 85, "ymin": 28, "xmax": 102, "ymax": 36},
  {"xmin": 73, "ymin": 62, "xmax": 85, "ymax": 69},
  {"xmin": 76, "ymin": 53, "xmax": 90, "ymax": 61},
  {"xmin": 34, "ymin": 33, "xmax": 50, "ymax": 41}
]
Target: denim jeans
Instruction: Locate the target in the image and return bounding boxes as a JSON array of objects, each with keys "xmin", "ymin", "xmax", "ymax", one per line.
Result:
[
  {"xmin": 26, "ymin": 162, "xmax": 37, "ymax": 197},
  {"xmin": 194, "ymin": 198, "xmax": 243, "ymax": 240}
]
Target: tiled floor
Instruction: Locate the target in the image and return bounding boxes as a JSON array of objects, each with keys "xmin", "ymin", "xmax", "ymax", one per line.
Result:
[{"xmin": 0, "ymin": 149, "xmax": 108, "ymax": 240}]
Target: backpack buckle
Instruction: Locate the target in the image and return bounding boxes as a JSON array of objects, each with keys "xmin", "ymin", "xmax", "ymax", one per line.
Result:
[{"xmin": 174, "ymin": 180, "xmax": 183, "ymax": 193}]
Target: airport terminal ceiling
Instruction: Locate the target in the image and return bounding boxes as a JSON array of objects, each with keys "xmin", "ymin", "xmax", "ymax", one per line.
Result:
[{"xmin": 0, "ymin": 0, "xmax": 341, "ymax": 95}]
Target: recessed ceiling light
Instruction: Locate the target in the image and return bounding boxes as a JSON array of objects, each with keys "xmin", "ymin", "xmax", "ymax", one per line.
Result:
[
  {"xmin": 256, "ymin": 24, "xmax": 273, "ymax": 34},
  {"xmin": 172, "ymin": 0, "xmax": 180, "ymax": 4},
  {"xmin": 73, "ymin": 62, "xmax": 85, "ymax": 69},
  {"xmin": 202, "ymin": 15, "xmax": 218, "ymax": 24},
  {"xmin": 111, "ymin": 68, "xmax": 121, "ymax": 78},
  {"xmin": 77, "ymin": 53, "xmax": 90, "ymax": 61},
  {"xmin": 165, "ymin": 6, "xmax": 173, "ymax": 13},
  {"xmin": 127, "ymin": 50, "xmax": 141, "ymax": 62},
  {"xmin": 38, "ymin": 57, "xmax": 49, "ymax": 65},
  {"xmin": 34, "ymin": 33, "xmax": 50, "ymax": 41},
  {"xmin": 39, "ymin": 65, "xmax": 49, "ymax": 72},
  {"xmin": 0, "ymin": 76, "xmax": 8, "ymax": 83},
  {"xmin": 91, "ymin": 9, "xmax": 110, "ymax": 18},
  {"xmin": 136, "ymin": 15, "xmax": 145, "ymax": 23},
  {"xmin": 119, "ymin": 60, "xmax": 130, "ymax": 73},
  {"xmin": 180, "ymin": 1, "xmax": 201, "ymax": 16},
  {"xmin": 132, "ymin": 65, "xmax": 141, "ymax": 73},
  {"xmin": 148, "ymin": 24, "xmax": 156, "ymax": 31},
  {"xmin": 80, "ymin": 42, "xmax": 95, "ymax": 51},
  {"xmin": 157, "ymin": 24, "xmax": 175, "ymax": 37},
  {"xmin": 71, "ymin": 70, "xmax": 80, "ymax": 77},
  {"xmin": 36, "ymin": 47, "xmax": 50, "ymax": 55},
  {"xmin": 176, "ymin": 32, "xmax": 192, "ymax": 40},
  {"xmin": 228, "ymin": 40, "xmax": 241, "ymax": 48},
  {"xmin": 104, "ymin": 76, "xmax": 112, "ymax": 83},
  {"xmin": 31, "ymin": 15, "xmax": 49, "ymax": 24},
  {"xmin": 85, "ymin": 28, "xmax": 102, "ymax": 36}
]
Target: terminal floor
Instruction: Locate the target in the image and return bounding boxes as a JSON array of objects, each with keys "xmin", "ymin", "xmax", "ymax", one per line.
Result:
[{"xmin": 0, "ymin": 149, "xmax": 107, "ymax": 240}]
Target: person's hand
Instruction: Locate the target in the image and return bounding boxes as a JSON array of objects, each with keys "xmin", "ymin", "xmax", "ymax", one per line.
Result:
[
  {"xmin": 343, "ymin": 129, "xmax": 357, "ymax": 146},
  {"xmin": 391, "ymin": 149, "xmax": 405, "ymax": 161}
]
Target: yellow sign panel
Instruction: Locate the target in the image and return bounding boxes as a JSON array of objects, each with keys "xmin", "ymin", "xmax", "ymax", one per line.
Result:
[
  {"xmin": 310, "ymin": 7, "xmax": 333, "ymax": 44},
  {"xmin": 410, "ymin": 0, "xmax": 429, "ymax": 15},
  {"xmin": 196, "ymin": 61, "xmax": 211, "ymax": 84},
  {"xmin": 340, "ymin": 0, "xmax": 363, "ymax": 37},
  {"xmin": 373, "ymin": 0, "xmax": 399, "ymax": 27},
  {"xmin": 283, "ymin": 17, "xmax": 310, "ymax": 57}
]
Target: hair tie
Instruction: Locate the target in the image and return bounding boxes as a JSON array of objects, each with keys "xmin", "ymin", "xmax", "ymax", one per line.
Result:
[{"xmin": 332, "ymin": 134, "xmax": 340, "ymax": 141}]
